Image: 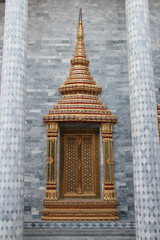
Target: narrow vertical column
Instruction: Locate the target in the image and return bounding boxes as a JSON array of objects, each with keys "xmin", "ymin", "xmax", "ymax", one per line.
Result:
[
  {"xmin": 0, "ymin": 0, "xmax": 28, "ymax": 239},
  {"xmin": 125, "ymin": 0, "xmax": 160, "ymax": 239},
  {"xmin": 101, "ymin": 123, "xmax": 117, "ymax": 202},
  {"xmin": 44, "ymin": 122, "xmax": 58, "ymax": 201},
  {"xmin": 158, "ymin": 104, "xmax": 160, "ymax": 141}
]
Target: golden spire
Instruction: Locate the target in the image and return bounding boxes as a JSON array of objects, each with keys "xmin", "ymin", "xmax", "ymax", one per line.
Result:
[
  {"xmin": 43, "ymin": 9, "xmax": 117, "ymax": 123},
  {"xmin": 71, "ymin": 8, "xmax": 89, "ymax": 66},
  {"xmin": 77, "ymin": 8, "xmax": 83, "ymax": 40}
]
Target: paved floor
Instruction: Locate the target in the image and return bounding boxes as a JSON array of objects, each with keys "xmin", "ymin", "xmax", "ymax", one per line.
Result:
[
  {"xmin": 24, "ymin": 229, "xmax": 136, "ymax": 240},
  {"xmin": 24, "ymin": 237, "xmax": 136, "ymax": 240}
]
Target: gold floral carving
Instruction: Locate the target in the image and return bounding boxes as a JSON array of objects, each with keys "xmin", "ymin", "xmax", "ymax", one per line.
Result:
[{"xmin": 59, "ymin": 128, "xmax": 100, "ymax": 199}]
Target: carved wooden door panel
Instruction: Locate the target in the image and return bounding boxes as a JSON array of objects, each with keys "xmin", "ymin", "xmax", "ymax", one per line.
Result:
[{"xmin": 59, "ymin": 128, "xmax": 100, "ymax": 199}]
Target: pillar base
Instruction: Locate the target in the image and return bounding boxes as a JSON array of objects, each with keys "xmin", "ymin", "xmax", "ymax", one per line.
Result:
[
  {"xmin": 45, "ymin": 189, "xmax": 57, "ymax": 201},
  {"xmin": 103, "ymin": 189, "xmax": 117, "ymax": 201},
  {"xmin": 41, "ymin": 200, "xmax": 118, "ymax": 221}
]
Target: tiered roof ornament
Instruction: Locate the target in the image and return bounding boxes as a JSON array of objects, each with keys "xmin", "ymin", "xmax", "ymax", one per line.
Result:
[{"xmin": 43, "ymin": 9, "xmax": 116, "ymax": 123}]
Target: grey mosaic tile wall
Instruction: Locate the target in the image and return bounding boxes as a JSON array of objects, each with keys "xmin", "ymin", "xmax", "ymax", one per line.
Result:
[{"xmin": 0, "ymin": 0, "xmax": 159, "ymax": 230}]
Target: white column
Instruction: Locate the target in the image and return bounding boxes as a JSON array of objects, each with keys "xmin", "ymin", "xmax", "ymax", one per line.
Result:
[
  {"xmin": 125, "ymin": 0, "xmax": 160, "ymax": 239},
  {"xmin": 0, "ymin": 0, "xmax": 28, "ymax": 239}
]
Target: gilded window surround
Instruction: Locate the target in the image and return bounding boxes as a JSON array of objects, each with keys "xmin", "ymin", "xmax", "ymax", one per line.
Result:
[{"xmin": 41, "ymin": 9, "xmax": 118, "ymax": 221}]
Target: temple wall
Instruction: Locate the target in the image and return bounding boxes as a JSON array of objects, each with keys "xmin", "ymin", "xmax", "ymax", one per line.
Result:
[
  {"xmin": 0, "ymin": 0, "xmax": 159, "ymax": 231},
  {"xmin": 24, "ymin": 0, "xmax": 134, "ymax": 226}
]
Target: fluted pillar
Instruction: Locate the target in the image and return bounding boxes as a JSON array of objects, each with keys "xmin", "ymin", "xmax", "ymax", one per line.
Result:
[
  {"xmin": 101, "ymin": 123, "xmax": 117, "ymax": 202},
  {"xmin": 44, "ymin": 122, "xmax": 58, "ymax": 201},
  {"xmin": 125, "ymin": 0, "xmax": 160, "ymax": 239},
  {"xmin": 0, "ymin": 0, "xmax": 28, "ymax": 239}
]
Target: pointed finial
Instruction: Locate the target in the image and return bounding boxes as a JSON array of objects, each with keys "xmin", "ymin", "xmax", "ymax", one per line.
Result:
[
  {"xmin": 77, "ymin": 8, "xmax": 84, "ymax": 40},
  {"xmin": 79, "ymin": 8, "xmax": 82, "ymax": 22},
  {"xmin": 71, "ymin": 8, "xmax": 88, "ymax": 65}
]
